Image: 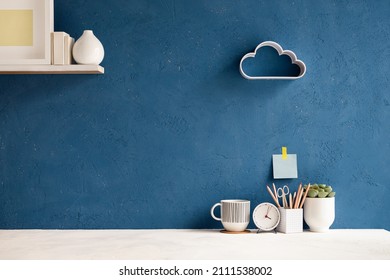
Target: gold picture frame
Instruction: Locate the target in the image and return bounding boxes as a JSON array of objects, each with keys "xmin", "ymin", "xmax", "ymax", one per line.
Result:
[{"xmin": 0, "ymin": 0, "xmax": 53, "ymax": 65}]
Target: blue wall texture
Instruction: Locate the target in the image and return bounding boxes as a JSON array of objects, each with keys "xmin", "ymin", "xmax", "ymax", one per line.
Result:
[{"xmin": 0, "ymin": 0, "xmax": 389, "ymax": 229}]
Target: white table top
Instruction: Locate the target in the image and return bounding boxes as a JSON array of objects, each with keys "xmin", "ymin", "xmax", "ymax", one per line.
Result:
[{"xmin": 0, "ymin": 229, "xmax": 389, "ymax": 260}]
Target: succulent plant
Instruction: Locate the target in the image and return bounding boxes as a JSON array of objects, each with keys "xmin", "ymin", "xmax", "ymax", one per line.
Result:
[{"xmin": 304, "ymin": 184, "xmax": 336, "ymax": 198}]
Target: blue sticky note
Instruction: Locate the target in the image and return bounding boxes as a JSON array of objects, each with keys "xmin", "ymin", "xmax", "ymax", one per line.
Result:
[{"xmin": 272, "ymin": 154, "xmax": 298, "ymax": 179}]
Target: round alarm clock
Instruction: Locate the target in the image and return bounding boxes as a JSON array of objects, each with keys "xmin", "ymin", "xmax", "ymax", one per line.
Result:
[{"xmin": 253, "ymin": 202, "xmax": 281, "ymax": 231}]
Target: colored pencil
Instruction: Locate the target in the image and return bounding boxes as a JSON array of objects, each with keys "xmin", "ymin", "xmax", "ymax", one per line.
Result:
[
  {"xmin": 293, "ymin": 192, "xmax": 297, "ymax": 208},
  {"xmin": 299, "ymin": 183, "xmax": 311, "ymax": 208},
  {"xmin": 272, "ymin": 183, "xmax": 279, "ymax": 206},
  {"xmin": 266, "ymin": 185, "xmax": 281, "ymax": 207}
]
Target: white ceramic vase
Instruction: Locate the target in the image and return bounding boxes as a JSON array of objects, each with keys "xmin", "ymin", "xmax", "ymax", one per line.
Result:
[
  {"xmin": 303, "ymin": 197, "xmax": 335, "ymax": 232},
  {"xmin": 73, "ymin": 30, "xmax": 104, "ymax": 65}
]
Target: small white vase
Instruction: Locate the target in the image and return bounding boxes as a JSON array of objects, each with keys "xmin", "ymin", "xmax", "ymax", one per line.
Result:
[
  {"xmin": 73, "ymin": 30, "xmax": 104, "ymax": 65},
  {"xmin": 303, "ymin": 197, "xmax": 335, "ymax": 232}
]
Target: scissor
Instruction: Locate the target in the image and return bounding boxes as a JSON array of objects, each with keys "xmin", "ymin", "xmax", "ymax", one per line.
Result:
[{"xmin": 277, "ymin": 185, "xmax": 290, "ymax": 208}]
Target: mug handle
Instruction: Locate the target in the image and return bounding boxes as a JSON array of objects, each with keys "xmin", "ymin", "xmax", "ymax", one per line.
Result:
[{"xmin": 210, "ymin": 203, "xmax": 222, "ymax": 221}]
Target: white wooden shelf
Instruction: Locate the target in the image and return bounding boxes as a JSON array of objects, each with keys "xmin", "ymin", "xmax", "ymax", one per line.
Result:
[
  {"xmin": 0, "ymin": 229, "xmax": 389, "ymax": 259},
  {"xmin": 0, "ymin": 64, "xmax": 104, "ymax": 74}
]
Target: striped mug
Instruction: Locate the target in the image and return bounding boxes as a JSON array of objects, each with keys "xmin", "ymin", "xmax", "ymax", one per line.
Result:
[{"xmin": 211, "ymin": 199, "xmax": 250, "ymax": 232}]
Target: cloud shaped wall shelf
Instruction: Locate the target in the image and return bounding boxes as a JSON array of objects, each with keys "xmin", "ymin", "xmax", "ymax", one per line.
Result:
[{"xmin": 239, "ymin": 41, "xmax": 306, "ymax": 80}]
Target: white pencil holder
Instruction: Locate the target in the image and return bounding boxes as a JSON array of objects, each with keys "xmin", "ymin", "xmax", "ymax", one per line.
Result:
[{"xmin": 276, "ymin": 208, "xmax": 303, "ymax": 233}]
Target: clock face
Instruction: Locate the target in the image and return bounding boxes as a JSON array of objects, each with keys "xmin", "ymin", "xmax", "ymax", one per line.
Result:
[{"xmin": 253, "ymin": 203, "xmax": 281, "ymax": 231}]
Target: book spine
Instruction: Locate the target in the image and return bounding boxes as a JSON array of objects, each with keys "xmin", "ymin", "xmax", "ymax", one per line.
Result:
[
  {"xmin": 52, "ymin": 32, "xmax": 68, "ymax": 65},
  {"xmin": 64, "ymin": 36, "xmax": 75, "ymax": 65}
]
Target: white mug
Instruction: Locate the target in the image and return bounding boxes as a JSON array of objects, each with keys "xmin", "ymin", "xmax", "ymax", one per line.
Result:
[{"xmin": 211, "ymin": 199, "xmax": 250, "ymax": 232}]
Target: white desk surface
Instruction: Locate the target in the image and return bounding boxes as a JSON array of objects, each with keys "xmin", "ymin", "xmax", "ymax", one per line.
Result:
[{"xmin": 0, "ymin": 229, "xmax": 389, "ymax": 260}]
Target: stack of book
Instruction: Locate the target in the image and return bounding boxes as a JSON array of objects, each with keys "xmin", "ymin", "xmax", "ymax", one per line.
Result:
[{"xmin": 51, "ymin": 32, "xmax": 74, "ymax": 65}]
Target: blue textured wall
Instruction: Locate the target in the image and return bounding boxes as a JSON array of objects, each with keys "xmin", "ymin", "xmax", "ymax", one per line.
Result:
[{"xmin": 0, "ymin": 0, "xmax": 389, "ymax": 229}]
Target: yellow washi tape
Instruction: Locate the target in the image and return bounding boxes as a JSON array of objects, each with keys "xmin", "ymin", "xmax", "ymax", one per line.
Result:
[{"xmin": 282, "ymin": 147, "xmax": 287, "ymax": 159}]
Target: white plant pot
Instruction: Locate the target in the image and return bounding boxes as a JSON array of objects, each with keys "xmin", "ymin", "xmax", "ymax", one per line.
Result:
[
  {"xmin": 73, "ymin": 30, "xmax": 104, "ymax": 65},
  {"xmin": 303, "ymin": 197, "xmax": 335, "ymax": 232}
]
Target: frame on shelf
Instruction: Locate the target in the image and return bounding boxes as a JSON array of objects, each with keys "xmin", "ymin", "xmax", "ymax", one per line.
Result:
[{"xmin": 0, "ymin": 0, "xmax": 54, "ymax": 65}]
